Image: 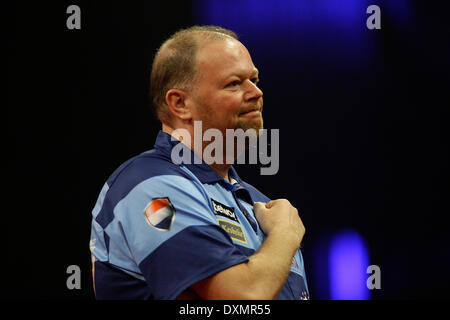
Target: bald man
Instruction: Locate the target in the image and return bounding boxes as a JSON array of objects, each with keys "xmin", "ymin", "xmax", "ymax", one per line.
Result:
[{"xmin": 89, "ymin": 25, "xmax": 309, "ymax": 300}]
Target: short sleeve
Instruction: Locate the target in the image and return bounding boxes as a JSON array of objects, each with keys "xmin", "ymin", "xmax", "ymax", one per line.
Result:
[{"xmin": 113, "ymin": 174, "xmax": 249, "ymax": 299}]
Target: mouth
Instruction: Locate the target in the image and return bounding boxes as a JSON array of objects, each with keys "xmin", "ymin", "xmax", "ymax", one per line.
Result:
[
  {"xmin": 240, "ymin": 109, "xmax": 261, "ymax": 116},
  {"xmin": 239, "ymin": 106, "xmax": 262, "ymax": 117}
]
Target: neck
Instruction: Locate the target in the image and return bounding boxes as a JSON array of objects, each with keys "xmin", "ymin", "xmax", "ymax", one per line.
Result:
[
  {"xmin": 209, "ymin": 163, "xmax": 232, "ymax": 182},
  {"xmin": 162, "ymin": 123, "xmax": 233, "ymax": 183}
]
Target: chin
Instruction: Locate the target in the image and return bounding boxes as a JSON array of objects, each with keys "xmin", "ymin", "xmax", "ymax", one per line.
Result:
[{"xmin": 237, "ymin": 118, "xmax": 264, "ymax": 133}]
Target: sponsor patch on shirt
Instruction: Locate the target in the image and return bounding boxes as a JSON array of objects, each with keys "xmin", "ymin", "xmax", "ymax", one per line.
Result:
[
  {"xmin": 217, "ymin": 219, "xmax": 247, "ymax": 244},
  {"xmin": 143, "ymin": 197, "xmax": 176, "ymax": 231},
  {"xmin": 211, "ymin": 199, "xmax": 239, "ymax": 223}
]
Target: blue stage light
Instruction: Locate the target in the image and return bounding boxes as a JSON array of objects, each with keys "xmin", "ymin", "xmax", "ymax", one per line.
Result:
[{"xmin": 328, "ymin": 229, "xmax": 370, "ymax": 300}]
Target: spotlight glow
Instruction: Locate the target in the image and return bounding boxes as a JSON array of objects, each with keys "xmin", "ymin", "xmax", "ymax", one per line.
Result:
[{"xmin": 328, "ymin": 229, "xmax": 370, "ymax": 300}]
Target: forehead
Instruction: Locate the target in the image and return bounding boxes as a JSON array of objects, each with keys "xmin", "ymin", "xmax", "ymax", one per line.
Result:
[{"xmin": 195, "ymin": 38, "xmax": 257, "ymax": 80}]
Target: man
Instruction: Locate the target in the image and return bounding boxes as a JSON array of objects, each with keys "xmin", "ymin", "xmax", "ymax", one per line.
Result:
[{"xmin": 89, "ymin": 25, "xmax": 309, "ymax": 300}]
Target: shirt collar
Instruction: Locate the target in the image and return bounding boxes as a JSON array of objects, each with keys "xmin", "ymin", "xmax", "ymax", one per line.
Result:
[{"xmin": 153, "ymin": 130, "xmax": 244, "ymax": 186}]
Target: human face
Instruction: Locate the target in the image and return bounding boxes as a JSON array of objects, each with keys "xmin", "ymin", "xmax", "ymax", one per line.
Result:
[{"xmin": 188, "ymin": 38, "xmax": 264, "ymax": 134}]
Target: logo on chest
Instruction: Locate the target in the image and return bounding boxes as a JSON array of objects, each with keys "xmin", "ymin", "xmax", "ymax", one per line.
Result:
[
  {"xmin": 217, "ymin": 219, "xmax": 247, "ymax": 244},
  {"xmin": 211, "ymin": 199, "xmax": 239, "ymax": 223}
]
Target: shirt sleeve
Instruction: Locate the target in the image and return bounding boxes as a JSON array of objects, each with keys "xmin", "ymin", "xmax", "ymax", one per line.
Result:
[{"xmin": 112, "ymin": 174, "xmax": 249, "ymax": 300}]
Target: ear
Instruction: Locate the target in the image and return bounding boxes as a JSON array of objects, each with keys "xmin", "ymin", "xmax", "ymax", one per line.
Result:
[{"xmin": 165, "ymin": 89, "xmax": 192, "ymax": 121}]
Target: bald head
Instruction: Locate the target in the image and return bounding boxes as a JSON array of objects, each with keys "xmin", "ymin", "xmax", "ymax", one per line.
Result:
[{"xmin": 150, "ymin": 26, "xmax": 239, "ymax": 124}]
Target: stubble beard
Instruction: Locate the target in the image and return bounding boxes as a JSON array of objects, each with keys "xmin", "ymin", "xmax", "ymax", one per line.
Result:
[{"xmin": 237, "ymin": 114, "xmax": 264, "ymax": 133}]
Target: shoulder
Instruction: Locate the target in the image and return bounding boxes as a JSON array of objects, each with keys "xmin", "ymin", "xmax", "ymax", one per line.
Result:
[
  {"xmin": 95, "ymin": 150, "xmax": 203, "ymax": 229},
  {"xmin": 106, "ymin": 150, "xmax": 191, "ymax": 190}
]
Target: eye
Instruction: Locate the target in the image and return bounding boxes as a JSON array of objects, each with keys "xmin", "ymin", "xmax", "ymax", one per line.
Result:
[
  {"xmin": 229, "ymin": 80, "xmax": 240, "ymax": 87},
  {"xmin": 251, "ymin": 77, "xmax": 260, "ymax": 85}
]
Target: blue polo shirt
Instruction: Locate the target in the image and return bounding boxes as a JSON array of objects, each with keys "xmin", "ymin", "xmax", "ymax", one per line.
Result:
[{"xmin": 89, "ymin": 131, "xmax": 309, "ymax": 300}]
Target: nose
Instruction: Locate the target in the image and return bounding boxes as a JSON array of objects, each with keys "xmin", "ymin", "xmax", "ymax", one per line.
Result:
[{"xmin": 244, "ymin": 80, "xmax": 263, "ymax": 102}]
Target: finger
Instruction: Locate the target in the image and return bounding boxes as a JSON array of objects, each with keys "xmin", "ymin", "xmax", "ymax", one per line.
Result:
[
  {"xmin": 253, "ymin": 202, "xmax": 270, "ymax": 217},
  {"xmin": 253, "ymin": 202, "xmax": 265, "ymax": 212},
  {"xmin": 253, "ymin": 201, "xmax": 264, "ymax": 208}
]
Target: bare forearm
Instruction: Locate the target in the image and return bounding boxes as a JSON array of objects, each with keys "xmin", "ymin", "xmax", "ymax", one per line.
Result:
[
  {"xmin": 244, "ymin": 229, "xmax": 299, "ymax": 299},
  {"xmin": 191, "ymin": 229, "xmax": 299, "ymax": 300}
]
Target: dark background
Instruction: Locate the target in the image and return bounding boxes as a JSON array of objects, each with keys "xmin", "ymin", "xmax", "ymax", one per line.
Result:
[{"xmin": 7, "ymin": 0, "xmax": 449, "ymax": 299}]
